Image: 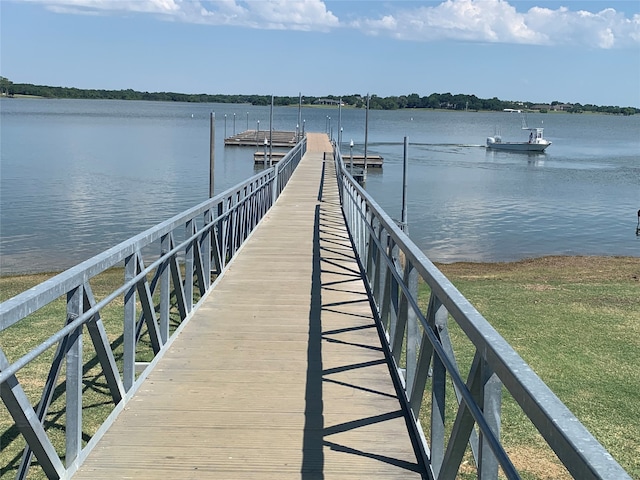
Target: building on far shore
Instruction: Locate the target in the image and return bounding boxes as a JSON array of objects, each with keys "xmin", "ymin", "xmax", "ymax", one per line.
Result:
[
  {"xmin": 314, "ymin": 98, "xmax": 345, "ymax": 106},
  {"xmin": 531, "ymin": 103, "xmax": 573, "ymax": 111}
]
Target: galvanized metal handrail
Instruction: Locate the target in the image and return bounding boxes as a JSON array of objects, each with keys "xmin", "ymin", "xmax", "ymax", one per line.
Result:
[
  {"xmin": 332, "ymin": 144, "xmax": 630, "ymax": 480},
  {"xmin": 0, "ymin": 137, "xmax": 306, "ymax": 480}
]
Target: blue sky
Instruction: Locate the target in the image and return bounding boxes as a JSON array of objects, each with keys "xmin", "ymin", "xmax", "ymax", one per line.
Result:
[{"xmin": 1, "ymin": 0, "xmax": 639, "ymax": 107}]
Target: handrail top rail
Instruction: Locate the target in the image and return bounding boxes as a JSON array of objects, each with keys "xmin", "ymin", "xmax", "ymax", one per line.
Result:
[{"xmin": 334, "ymin": 145, "xmax": 631, "ymax": 479}]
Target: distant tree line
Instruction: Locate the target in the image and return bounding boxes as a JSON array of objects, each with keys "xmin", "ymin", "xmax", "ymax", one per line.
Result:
[{"xmin": 1, "ymin": 77, "xmax": 637, "ymax": 115}]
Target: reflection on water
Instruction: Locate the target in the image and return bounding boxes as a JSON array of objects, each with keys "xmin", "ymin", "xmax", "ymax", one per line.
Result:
[{"xmin": 1, "ymin": 99, "xmax": 638, "ymax": 273}]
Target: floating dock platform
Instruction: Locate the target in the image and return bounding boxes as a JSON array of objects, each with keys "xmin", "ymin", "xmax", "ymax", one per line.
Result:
[
  {"xmin": 225, "ymin": 130, "xmax": 298, "ymax": 148},
  {"xmin": 231, "ymin": 130, "xmax": 383, "ymax": 168},
  {"xmin": 254, "ymin": 152, "xmax": 383, "ymax": 167}
]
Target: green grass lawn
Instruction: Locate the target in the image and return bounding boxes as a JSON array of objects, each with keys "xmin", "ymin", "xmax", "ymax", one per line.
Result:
[
  {"xmin": 431, "ymin": 256, "xmax": 640, "ymax": 479},
  {"xmin": 1, "ymin": 256, "xmax": 638, "ymax": 479},
  {"xmin": 0, "ymin": 267, "xmax": 186, "ymax": 479}
]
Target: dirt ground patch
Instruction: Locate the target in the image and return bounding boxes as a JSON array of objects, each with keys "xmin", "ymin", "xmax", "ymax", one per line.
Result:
[{"xmin": 436, "ymin": 255, "xmax": 640, "ymax": 283}]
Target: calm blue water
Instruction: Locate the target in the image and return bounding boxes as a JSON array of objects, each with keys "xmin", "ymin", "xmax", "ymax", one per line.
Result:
[{"xmin": 1, "ymin": 98, "xmax": 638, "ymax": 274}]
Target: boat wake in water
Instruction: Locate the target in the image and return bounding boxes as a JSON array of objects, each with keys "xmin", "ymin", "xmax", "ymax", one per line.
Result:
[{"xmin": 364, "ymin": 141, "xmax": 485, "ymax": 148}]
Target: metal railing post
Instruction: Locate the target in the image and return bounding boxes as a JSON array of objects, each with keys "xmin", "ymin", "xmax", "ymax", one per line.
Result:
[
  {"xmin": 123, "ymin": 254, "xmax": 137, "ymax": 391},
  {"xmin": 185, "ymin": 219, "xmax": 195, "ymax": 312},
  {"xmin": 160, "ymin": 234, "xmax": 170, "ymax": 343},
  {"xmin": 272, "ymin": 166, "xmax": 279, "ymax": 205},
  {"xmin": 479, "ymin": 363, "xmax": 502, "ymax": 480},
  {"xmin": 65, "ymin": 285, "xmax": 83, "ymax": 467}
]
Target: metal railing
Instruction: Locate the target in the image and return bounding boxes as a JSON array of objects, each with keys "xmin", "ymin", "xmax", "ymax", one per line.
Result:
[
  {"xmin": 332, "ymin": 144, "xmax": 630, "ymax": 480},
  {"xmin": 0, "ymin": 137, "xmax": 306, "ymax": 480}
]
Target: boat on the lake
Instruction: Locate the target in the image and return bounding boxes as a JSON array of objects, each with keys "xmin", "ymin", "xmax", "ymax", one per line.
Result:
[{"xmin": 486, "ymin": 114, "xmax": 551, "ymax": 152}]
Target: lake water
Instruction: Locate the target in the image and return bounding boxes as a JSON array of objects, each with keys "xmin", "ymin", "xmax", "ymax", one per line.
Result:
[{"xmin": 1, "ymin": 98, "xmax": 638, "ymax": 274}]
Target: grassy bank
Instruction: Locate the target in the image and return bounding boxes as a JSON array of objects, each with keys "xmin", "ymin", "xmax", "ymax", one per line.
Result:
[
  {"xmin": 1, "ymin": 256, "xmax": 638, "ymax": 478},
  {"xmin": 431, "ymin": 256, "xmax": 639, "ymax": 479},
  {"xmin": 0, "ymin": 267, "xmax": 162, "ymax": 479}
]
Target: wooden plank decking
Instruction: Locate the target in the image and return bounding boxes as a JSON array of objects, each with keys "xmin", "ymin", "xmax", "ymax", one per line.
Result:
[{"xmin": 74, "ymin": 133, "xmax": 425, "ymax": 479}]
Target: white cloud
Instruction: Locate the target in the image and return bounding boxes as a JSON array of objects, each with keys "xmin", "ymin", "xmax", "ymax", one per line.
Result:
[
  {"xmin": 354, "ymin": 0, "xmax": 545, "ymax": 43},
  {"xmin": 353, "ymin": 0, "xmax": 640, "ymax": 49},
  {"xmin": 39, "ymin": 0, "xmax": 182, "ymax": 15},
  {"xmin": 243, "ymin": 0, "xmax": 339, "ymax": 31},
  {"xmin": 19, "ymin": 0, "xmax": 640, "ymax": 47},
  {"xmin": 25, "ymin": 0, "xmax": 339, "ymax": 30}
]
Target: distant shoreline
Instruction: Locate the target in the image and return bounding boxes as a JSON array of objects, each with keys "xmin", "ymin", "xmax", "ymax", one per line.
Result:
[
  {"xmin": 1, "ymin": 95, "xmax": 634, "ymax": 116},
  {"xmin": 2, "ymin": 78, "xmax": 637, "ymax": 114}
]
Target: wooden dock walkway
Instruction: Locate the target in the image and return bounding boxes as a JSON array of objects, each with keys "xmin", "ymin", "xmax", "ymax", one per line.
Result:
[{"xmin": 74, "ymin": 133, "xmax": 425, "ymax": 479}]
